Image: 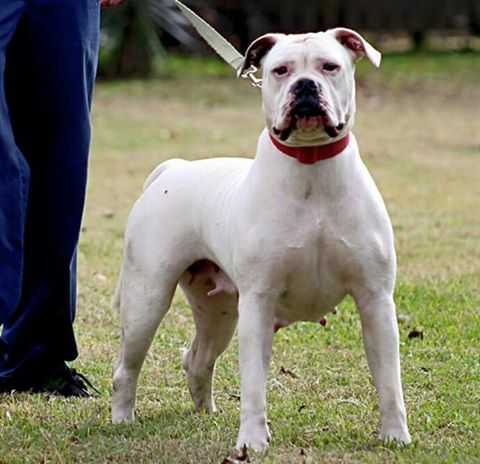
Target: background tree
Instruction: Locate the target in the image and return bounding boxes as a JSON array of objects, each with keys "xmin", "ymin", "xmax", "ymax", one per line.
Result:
[{"xmin": 99, "ymin": 0, "xmax": 195, "ymax": 79}]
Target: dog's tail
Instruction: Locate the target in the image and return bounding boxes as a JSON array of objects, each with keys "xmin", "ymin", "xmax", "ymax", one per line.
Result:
[{"xmin": 143, "ymin": 158, "xmax": 187, "ymax": 191}]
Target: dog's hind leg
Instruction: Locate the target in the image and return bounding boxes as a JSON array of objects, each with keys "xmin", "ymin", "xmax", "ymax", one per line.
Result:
[
  {"xmin": 182, "ymin": 299, "xmax": 238, "ymax": 413},
  {"xmin": 112, "ymin": 252, "xmax": 182, "ymax": 424},
  {"xmin": 179, "ymin": 263, "xmax": 238, "ymax": 413}
]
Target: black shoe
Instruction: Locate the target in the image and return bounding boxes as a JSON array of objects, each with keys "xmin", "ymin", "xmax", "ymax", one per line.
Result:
[
  {"xmin": 0, "ymin": 364, "xmax": 99, "ymax": 398},
  {"xmin": 36, "ymin": 365, "xmax": 100, "ymax": 398}
]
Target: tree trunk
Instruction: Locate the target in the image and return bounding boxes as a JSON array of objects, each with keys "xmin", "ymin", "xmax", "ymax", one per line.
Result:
[
  {"xmin": 411, "ymin": 30, "xmax": 427, "ymax": 51},
  {"xmin": 116, "ymin": 1, "xmax": 156, "ymax": 78},
  {"xmin": 99, "ymin": 1, "xmax": 158, "ymax": 79}
]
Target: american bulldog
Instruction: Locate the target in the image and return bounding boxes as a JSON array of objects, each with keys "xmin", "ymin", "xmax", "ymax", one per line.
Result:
[{"xmin": 112, "ymin": 28, "xmax": 411, "ymax": 452}]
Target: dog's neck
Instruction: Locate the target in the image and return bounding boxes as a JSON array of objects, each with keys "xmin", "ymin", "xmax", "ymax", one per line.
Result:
[{"xmin": 269, "ymin": 132, "xmax": 350, "ymax": 165}]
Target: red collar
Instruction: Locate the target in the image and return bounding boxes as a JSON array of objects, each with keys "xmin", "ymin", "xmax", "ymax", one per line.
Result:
[{"xmin": 269, "ymin": 132, "xmax": 350, "ymax": 164}]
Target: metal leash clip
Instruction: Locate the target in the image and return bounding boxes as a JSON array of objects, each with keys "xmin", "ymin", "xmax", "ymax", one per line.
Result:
[{"xmin": 240, "ymin": 65, "xmax": 263, "ymax": 88}]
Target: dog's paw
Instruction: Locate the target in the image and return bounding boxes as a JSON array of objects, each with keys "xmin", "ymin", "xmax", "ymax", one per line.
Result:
[
  {"xmin": 111, "ymin": 409, "xmax": 135, "ymax": 424},
  {"xmin": 192, "ymin": 394, "xmax": 217, "ymax": 414},
  {"xmin": 379, "ymin": 427, "xmax": 412, "ymax": 446},
  {"xmin": 236, "ymin": 422, "xmax": 271, "ymax": 453}
]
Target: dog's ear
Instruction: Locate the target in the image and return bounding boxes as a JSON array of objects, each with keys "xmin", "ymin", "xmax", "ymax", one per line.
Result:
[
  {"xmin": 238, "ymin": 33, "xmax": 284, "ymax": 76},
  {"xmin": 328, "ymin": 28, "xmax": 381, "ymax": 68}
]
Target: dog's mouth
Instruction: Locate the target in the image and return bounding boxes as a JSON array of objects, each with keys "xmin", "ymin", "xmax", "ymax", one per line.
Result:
[{"xmin": 273, "ymin": 99, "xmax": 344, "ymax": 142}]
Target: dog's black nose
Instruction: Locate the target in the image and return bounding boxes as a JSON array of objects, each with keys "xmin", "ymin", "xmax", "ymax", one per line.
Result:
[
  {"xmin": 292, "ymin": 79, "xmax": 322, "ymax": 118},
  {"xmin": 293, "ymin": 78, "xmax": 318, "ymax": 96}
]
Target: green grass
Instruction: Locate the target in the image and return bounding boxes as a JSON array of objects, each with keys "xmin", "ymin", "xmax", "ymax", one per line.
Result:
[{"xmin": 1, "ymin": 54, "xmax": 479, "ymax": 463}]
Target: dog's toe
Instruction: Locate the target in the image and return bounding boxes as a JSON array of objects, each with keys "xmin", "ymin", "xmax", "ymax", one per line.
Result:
[
  {"xmin": 380, "ymin": 427, "xmax": 412, "ymax": 446},
  {"xmin": 236, "ymin": 423, "xmax": 271, "ymax": 453}
]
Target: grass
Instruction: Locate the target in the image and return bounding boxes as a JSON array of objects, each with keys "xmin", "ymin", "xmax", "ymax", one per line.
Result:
[{"xmin": 1, "ymin": 52, "xmax": 480, "ymax": 463}]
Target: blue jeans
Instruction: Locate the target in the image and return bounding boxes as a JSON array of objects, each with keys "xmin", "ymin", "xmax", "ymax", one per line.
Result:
[{"xmin": 0, "ymin": 0, "xmax": 100, "ymax": 381}]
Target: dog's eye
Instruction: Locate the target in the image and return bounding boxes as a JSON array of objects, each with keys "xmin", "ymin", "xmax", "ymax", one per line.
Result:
[
  {"xmin": 273, "ymin": 66, "xmax": 289, "ymax": 76},
  {"xmin": 323, "ymin": 62, "xmax": 340, "ymax": 72}
]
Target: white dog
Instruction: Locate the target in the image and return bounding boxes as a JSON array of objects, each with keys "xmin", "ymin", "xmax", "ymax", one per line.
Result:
[{"xmin": 112, "ymin": 28, "xmax": 411, "ymax": 452}]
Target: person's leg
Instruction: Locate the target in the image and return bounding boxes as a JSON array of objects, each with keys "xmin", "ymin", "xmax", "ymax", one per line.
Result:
[
  {"xmin": 0, "ymin": 0, "xmax": 100, "ymax": 392},
  {"xmin": 0, "ymin": 2, "xmax": 28, "ymax": 326}
]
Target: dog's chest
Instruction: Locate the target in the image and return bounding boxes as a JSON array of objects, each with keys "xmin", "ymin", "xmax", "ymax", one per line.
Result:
[
  {"xmin": 252, "ymin": 195, "xmax": 355, "ymax": 323},
  {"xmin": 275, "ymin": 219, "xmax": 349, "ymax": 322}
]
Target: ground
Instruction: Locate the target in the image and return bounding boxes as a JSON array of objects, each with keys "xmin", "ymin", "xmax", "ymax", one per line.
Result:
[{"xmin": 0, "ymin": 53, "xmax": 479, "ymax": 463}]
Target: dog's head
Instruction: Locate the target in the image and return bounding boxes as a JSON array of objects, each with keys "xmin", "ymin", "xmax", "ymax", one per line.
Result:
[{"xmin": 239, "ymin": 29, "xmax": 381, "ymax": 146}]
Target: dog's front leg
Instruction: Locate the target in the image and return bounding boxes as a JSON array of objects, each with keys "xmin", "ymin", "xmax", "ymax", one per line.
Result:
[
  {"xmin": 236, "ymin": 292, "xmax": 275, "ymax": 452},
  {"xmin": 355, "ymin": 293, "xmax": 411, "ymax": 445}
]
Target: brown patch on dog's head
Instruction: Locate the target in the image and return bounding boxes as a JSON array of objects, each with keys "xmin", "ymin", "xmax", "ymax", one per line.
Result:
[
  {"xmin": 238, "ymin": 33, "xmax": 284, "ymax": 76},
  {"xmin": 328, "ymin": 28, "xmax": 381, "ymax": 67}
]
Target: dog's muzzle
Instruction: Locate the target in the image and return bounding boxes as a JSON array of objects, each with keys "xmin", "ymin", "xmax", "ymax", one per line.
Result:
[
  {"xmin": 274, "ymin": 78, "xmax": 344, "ymax": 141},
  {"xmin": 292, "ymin": 79, "xmax": 323, "ymax": 118}
]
